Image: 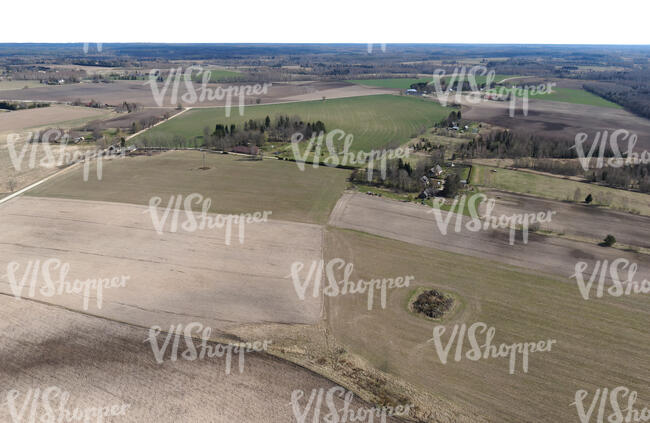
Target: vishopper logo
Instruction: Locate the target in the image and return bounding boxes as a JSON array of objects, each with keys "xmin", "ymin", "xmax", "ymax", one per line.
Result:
[
  {"xmin": 431, "ymin": 65, "xmax": 496, "ymax": 106},
  {"xmin": 571, "ymin": 129, "xmax": 649, "ymax": 171},
  {"xmin": 431, "ymin": 65, "xmax": 556, "ymax": 117},
  {"xmin": 143, "ymin": 194, "xmax": 271, "ymax": 244},
  {"xmin": 288, "ymin": 258, "xmax": 413, "ymax": 311},
  {"xmin": 145, "ymin": 66, "xmax": 271, "ymax": 114},
  {"xmin": 290, "ymin": 129, "xmax": 410, "ymax": 181},
  {"xmin": 2, "ymin": 259, "xmax": 129, "ymax": 311},
  {"xmin": 144, "ymin": 322, "xmax": 271, "ymax": 374},
  {"xmin": 428, "ymin": 193, "xmax": 556, "ymax": 245},
  {"xmin": 6, "ymin": 386, "xmax": 130, "ymax": 423},
  {"xmin": 82, "ymin": 42, "xmax": 103, "ymax": 54},
  {"xmin": 572, "ymin": 387, "xmax": 649, "ymax": 423},
  {"xmin": 571, "ymin": 259, "xmax": 649, "ymax": 300},
  {"xmin": 367, "ymin": 43, "xmax": 386, "ymax": 53},
  {"xmin": 6, "ymin": 131, "xmax": 125, "ymax": 182},
  {"xmin": 291, "ymin": 386, "xmax": 412, "ymax": 423},
  {"xmin": 429, "ymin": 322, "xmax": 556, "ymax": 374}
]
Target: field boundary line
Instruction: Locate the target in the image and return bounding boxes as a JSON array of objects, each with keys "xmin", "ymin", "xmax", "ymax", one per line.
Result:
[
  {"xmin": 126, "ymin": 106, "xmax": 191, "ymax": 141},
  {"xmin": 0, "ymin": 107, "xmax": 192, "ymax": 206},
  {"xmin": 0, "ymin": 162, "xmax": 81, "ymax": 207}
]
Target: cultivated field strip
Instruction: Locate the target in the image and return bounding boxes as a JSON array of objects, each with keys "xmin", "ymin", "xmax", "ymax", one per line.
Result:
[
  {"xmin": 328, "ymin": 192, "xmax": 650, "ymax": 283},
  {"xmin": 0, "ymin": 196, "xmax": 323, "ymax": 331},
  {"xmin": 0, "ymin": 296, "xmax": 403, "ymax": 423},
  {"xmin": 324, "ymin": 228, "xmax": 650, "ymax": 423},
  {"xmin": 479, "ymin": 190, "xmax": 650, "ymax": 248}
]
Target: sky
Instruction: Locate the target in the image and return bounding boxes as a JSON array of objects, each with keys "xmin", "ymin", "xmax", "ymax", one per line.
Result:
[{"xmin": 3, "ymin": 0, "xmax": 649, "ymax": 45}]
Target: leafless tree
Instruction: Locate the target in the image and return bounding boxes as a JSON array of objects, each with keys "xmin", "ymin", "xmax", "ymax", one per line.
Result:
[{"xmin": 7, "ymin": 177, "xmax": 18, "ymax": 193}]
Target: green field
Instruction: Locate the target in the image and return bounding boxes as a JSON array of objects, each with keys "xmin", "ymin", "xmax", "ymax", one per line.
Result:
[
  {"xmin": 470, "ymin": 164, "xmax": 650, "ymax": 216},
  {"xmin": 489, "ymin": 86, "xmax": 622, "ymax": 108},
  {"xmin": 27, "ymin": 151, "xmax": 350, "ymax": 225},
  {"xmin": 196, "ymin": 69, "xmax": 244, "ymax": 82},
  {"xmin": 325, "ymin": 228, "xmax": 649, "ymax": 422},
  {"xmin": 134, "ymin": 95, "xmax": 451, "ymax": 152}
]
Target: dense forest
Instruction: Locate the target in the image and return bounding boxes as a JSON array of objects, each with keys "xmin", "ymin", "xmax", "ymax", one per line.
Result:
[{"xmin": 582, "ymin": 67, "xmax": 650, "ymax": 119}]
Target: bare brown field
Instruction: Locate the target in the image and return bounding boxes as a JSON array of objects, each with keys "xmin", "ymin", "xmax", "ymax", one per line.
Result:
[
  {"xmin": 0, "ymin": 196, "xmax": 323, "ymax": 331},
  {"xmin": 479, "ymin": 190, "xmax": 650, "ymax": 248},
  {"xmin": 0, "ymin": 296, "xmax": 403, "ymax": 423},
  {"xmin": 324, "ymin": 227, "xmax": 650, "ymax": 423},
  {"xmin": 0, "ymin": 105, "xmax": 114, "ymax": 198},
  {"xmin": 278, "ymin": 82, "xmax": 396, "ymax": 102},
  {"xmin": 462, "ymin": 97, "xmax": 650, "ymax": 150},
  {"xmin": 0, "ymin": 142, "xmax": 94, "ymax": 199},
  {"xmin": 0, "ymin": 80, "xmax": 393, "ymax": 108},
  {"xmin": 99, "ymin": 107, "xmax": 178, "ymax": 130},
  {"xmin": 328, "ymin": 192, "xmax": 650, "ymax": 283},
  {"xmin": 0, "ymin": 104, "xmax": 110, "ymax": 133}
]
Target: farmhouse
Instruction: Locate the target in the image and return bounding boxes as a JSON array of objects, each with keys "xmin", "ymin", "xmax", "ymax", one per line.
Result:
[{"xmin": 430, "ymin": 165, "xmax": 443, "ymax": 176}]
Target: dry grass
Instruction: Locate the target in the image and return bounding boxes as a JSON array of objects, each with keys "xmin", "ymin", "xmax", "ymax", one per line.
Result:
[
  {"xmin": 324, "ymin": 227, "xmax": 650, "ymax": 423},
  {"xmin": 27, "ymin": 150, "xmax": 350, "ymax": 225}
]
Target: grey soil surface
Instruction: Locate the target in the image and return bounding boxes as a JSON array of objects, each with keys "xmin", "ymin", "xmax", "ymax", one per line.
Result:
[
  {"xmin": 328, "ymin": 192, "xmax": 650, "ymax": 283},
  {"xmin": 479, "ymin": 190, "xmax": 650, "ymax": 248},
  {"xmin": 0, "ymin": 81, "xmax": 394, "ymax": 108},
  {"xmin": 0, "ymin": 196, "xmax": 323, "ymax": 332},
  {"xmin": 462, "ymin": 97, "xmax": 650, "ymax": 149},
  {"xmin": 0, "ymin": 296, "xmax": 403, "ymax": 422}
]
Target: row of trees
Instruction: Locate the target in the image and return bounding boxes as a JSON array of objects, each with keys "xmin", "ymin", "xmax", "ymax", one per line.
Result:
[
  {"xmin": 0, "ymin": 101, "xmax": 49, "ymax": 111},
  {"xmin": 456, "ymin": 129, "xmax": 586, "ymax": 159},
  {"xmin": 511, "ymin": 158, "xmax": 650, "ymax": 193},
  {"xmin": 115, "ymin": 102, "xmax": 143, "ymax": 113},
  {"xmin": 203, "ymin": 115, "xmax": 325, "ymax": 152},
  {"xmin": 350, "ymin": 152, "xmax": 445, "ymax": 193}
]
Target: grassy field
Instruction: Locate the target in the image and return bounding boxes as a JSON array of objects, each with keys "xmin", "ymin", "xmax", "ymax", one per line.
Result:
[
  {"xmin": 490, "ymin": 86, "xmax": 622, "ymax": 108},
  {"xmin": 195, "ymin": 68, "xmax": 244, "ymax": 82},
  {"xmin": 325, "ymin": 227, "xmax": 650, "ymax": 422},
  {"xmin": 27, "ymin": 151, "xmax": 350, "ymax": 225},
  {"xmin": 470, "ymin": 164, "xmax": 650, "ymax": 216},
  {"xmin": 134, "ymin": 95, "xmax": 451, "ymax": 152}
]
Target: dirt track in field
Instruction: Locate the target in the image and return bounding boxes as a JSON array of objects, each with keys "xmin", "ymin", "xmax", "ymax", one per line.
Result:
[
  {"xmin": 0, "ymin": 296, "xmax": 403, "ymax": 423},
  {"xmin": 0, "ymin": 80, "xmax": 394, "ymax": 108},
  {"xmin": 328, "ymin": 192, "xmax": 650, "ymax": 283},
  {"xmin": 479, "ymin": 190, "xmax": 650, "ymax": 248},
  {"xmin": 0, "ymin": 196, "xmax": 322, "ymax": 332},
  {"xmin": 461, "ymin": 97, "xmax": 650, "ymax": 149}
]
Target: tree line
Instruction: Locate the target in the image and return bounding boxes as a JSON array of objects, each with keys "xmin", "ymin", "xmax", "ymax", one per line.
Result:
[{"xmin": 350, "ymin": 150, "xmax": 445, "ymax": 193}]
